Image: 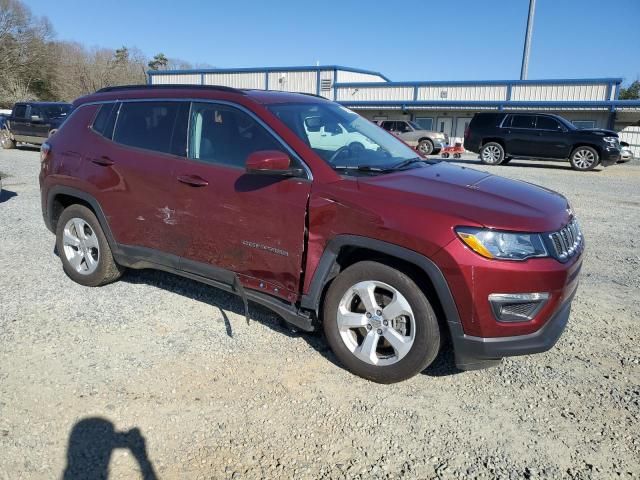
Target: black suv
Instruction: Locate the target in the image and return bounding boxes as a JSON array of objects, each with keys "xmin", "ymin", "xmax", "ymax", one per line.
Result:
[
  {"xmin": 1, "ymin": 102, "xmax": 72, "ymax": 149},
  {"xmin": 464, "ymin": 112, "xmax": 621, "ymax": 171}
]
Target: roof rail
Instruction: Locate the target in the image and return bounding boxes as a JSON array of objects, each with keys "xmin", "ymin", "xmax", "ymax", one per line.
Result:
[
  {"xmin": 95, "ymin": 84, "xmax": 245, "ymax": 95},
  {"xmin": 294, "ymin": 91, "xmax": 329, "ymax": 100}
]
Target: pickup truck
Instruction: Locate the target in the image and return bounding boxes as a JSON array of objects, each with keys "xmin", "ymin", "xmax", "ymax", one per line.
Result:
[{"xmin": 1, "ymin": 102, "xmax": 72, "ymax": 149}]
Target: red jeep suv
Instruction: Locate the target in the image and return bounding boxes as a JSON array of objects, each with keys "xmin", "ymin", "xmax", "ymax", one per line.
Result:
[{"xmin": 39, "ymin": 85, "xmax": 583, "ymax": 383}]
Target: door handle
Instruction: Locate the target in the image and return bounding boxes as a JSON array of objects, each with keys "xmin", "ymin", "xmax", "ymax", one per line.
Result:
[
  {"xmin": 177, "ymin": 174, "xmax": 209, "ymax": 187},
  {"xmin": 91, "ymin": 156, "xmax": 114, "ymax": 166}
]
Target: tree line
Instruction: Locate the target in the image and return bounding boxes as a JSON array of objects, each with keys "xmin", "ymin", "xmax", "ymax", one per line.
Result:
[{"xmin": 0, "ymin": 0, "xmax": 207, "ymax": 108}]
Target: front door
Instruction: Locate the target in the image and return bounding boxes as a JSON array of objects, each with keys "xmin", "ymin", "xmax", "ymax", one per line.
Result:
[
  {"xmin": 534, "ymin": 115, "xmax": 571, "ymax": 159},
  {"xmin": 172, "ymin": 102, "xmax": 311, "ymax": 300},
  {"xmin": 9, "ymin": 104, "xmax": 30, "ymax": 138}
]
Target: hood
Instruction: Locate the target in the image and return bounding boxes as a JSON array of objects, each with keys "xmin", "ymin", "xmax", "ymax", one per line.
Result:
[
  {"xmin": 359, "ymin": 162, "xmax": 571, "ymax": 232},
  {"xmin": 575, "ymin": 128, "xmax": 618, "ymax": 137},
  {"xmin": 415, "ymin": 129, "xmax": 445, "ymax": 137}
]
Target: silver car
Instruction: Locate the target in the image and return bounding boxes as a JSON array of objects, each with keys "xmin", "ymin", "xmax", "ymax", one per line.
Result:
[
  {"xmin": 377, "ymin": 120, "xmax": 448, "ymax": 155},
  {"xmin": 620, "ymin": 141, "xmax": 634, "ymax": 163}
]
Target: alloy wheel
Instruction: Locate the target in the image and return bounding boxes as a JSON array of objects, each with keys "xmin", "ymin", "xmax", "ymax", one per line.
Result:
[
  {"xmin": 481, "ymin": 145, "xmax": 502, "ymax": 164},
  {"xmin": 572, "ymin": 149, "xmax": 596, "ymax": 169},
  {"xmin": 62, "ymin": 218, "xmax": 100, "ymax": 275},
  {"xmin": 337, "ymin": 280, "xmax": 415, "ymax": 366},
  {"xmin": 418, "ymin": 141, "xmax": 433, "ymax": 155}
]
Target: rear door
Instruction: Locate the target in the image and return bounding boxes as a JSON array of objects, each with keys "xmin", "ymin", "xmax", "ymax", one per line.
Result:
[
  {"xmin": 504, "ymin": 114, "xmax": 537, "ymax": 156},
  {"xmin": 534, "ymin": 115, "xmax": 571, "ymax": 159},
  {"xmin": 84, "ymin": 100, "xmax": 190, "ymax": 259},
  {"xmin": 171, "ymin": 101, "xmax": 311, "ymax": 300},
  {"xmin": 28, "ymin": 105, "xmax": 50, "ymax": 139}
]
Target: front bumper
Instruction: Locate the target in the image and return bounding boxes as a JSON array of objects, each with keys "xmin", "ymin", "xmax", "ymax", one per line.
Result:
[
  {"xmin": 451, "ymin": 284, "xmax": 577, "ymax": 370},
  {"xmin": 601, "ymin": 147, "xmax": 621, "ymax": 166}
]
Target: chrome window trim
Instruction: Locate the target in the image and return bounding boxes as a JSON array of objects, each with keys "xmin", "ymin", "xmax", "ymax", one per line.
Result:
[{"xmin": 77, "ymin": 98, "xmax": 313, "ymax": 180}]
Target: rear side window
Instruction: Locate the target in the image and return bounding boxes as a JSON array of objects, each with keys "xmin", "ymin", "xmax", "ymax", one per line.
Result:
[
  {"xmin": 188, "ymin": 103, "xmax": 284, "ymax": 168},
  {"xmin": 13, "ymin": 105, "xmax": 27, "ymax": 118},
  {"xmin": 510, "ymin": 115, "xmax": 536, "ymax": 129},
  {"xmin": 92, "ymin": 103, "xmax": 118, "ymax": 139},
  {"xmin": 113, "ymin": 101, "xmax": 188, "ymax": 156}
]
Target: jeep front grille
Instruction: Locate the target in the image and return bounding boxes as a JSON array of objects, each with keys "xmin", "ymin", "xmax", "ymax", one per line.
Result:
[{"xmin": 548, "ymin": 218, "xmax": 583, "ymax": 261}]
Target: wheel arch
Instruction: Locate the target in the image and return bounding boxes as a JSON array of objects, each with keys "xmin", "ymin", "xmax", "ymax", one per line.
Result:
[
  {"xmin": 46, "ymin": 186, "xmax": 117, "ymax": 250},
  {"xmin": 481, "ymin": 138, "xmax": 505, "ymax": 148},
  {"xmin": 300, "ymin": 235, "xmax": 462, "ymax": 334},
  {"xmin": 570, "ymin": 143, "xmax": 602, "ymax": 158},
  {"xmin": 418, "ymin": 137, "xmax": 434, "ymax": 144}
]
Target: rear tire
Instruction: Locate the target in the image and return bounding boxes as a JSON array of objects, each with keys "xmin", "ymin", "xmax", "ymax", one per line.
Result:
[
  {"xmin": 480, "ymin": 142, "xmax": 505, "ymax": 165},
  {"xmin": 56, "ymin": 204, "xmax": 124, "ymax": 287},
  {"xmin": 1, "ymin": 129, "xmax": 15, "ymax": 149},
  {"xmin": 322, "ymin": 261, "xmax": 441, "ymax": 384},
  {"xmin": 569, "ymin": 146, "xmax": 599, "ymax": 171}
]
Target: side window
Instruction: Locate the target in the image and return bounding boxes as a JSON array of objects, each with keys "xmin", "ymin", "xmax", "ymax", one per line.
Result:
[
  {"xmin": 510, "ymin": 115, "xmax": 535, "ymax": 129},
  {"xmin": 92, "ymin": 103, "xmax": 118, "ymax": 138},
  {"xmin": 397, "ymin": 122, "xmax": 410, "ymax": 133},
  {"xmin": 188, "ymin": 103, "xmax": 285, "ymax": 168},
  {"xmin": 13, "ymin": 105, "xmax": 27, "ymax": 118},
  {"xmin": 415, "ymin": 117, "xmax": 433, "ymax": 130},
  {"xmin": 381, "ymin": 121, "xmax": 393, "ymax": 131},
  {"xmin": 113, "ymin": 101, "xmax": 188, "ymax": 155},
  {"xmin": 30, "ymin": 106, "xmax": 41, "ymax": 119},
  {"xmin": 536, "ymin": 116, "xmax": 562, "ymax": 131}
]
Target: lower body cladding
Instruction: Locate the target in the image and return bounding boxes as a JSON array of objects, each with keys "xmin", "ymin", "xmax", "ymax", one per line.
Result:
[{"xmin": 433, "ymin": 238, "xmax": 583, "ymax": 370}]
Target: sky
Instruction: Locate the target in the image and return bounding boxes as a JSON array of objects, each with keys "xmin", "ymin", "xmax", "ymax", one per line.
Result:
[{"xmin": 24, "ymin": 0, "xmax": 640, "ymax": 85}]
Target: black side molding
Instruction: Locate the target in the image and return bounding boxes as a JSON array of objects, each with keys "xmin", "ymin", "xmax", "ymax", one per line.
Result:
[{"xmin": 115, "ymin": 245, "xmax": 315, "ymax": 332}]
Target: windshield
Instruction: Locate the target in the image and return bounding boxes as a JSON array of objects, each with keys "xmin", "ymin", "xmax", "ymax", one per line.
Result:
[
  {"xmin": 555, "ymin": 115, "xmax": 576, "ymax": 130},
  {"xmin": 408, "ymin": 121, "xmax": 423, "ymax": 130},
  {"xmin": 41, "ymin": 104, "xmax": 71, "ymax": 119},
  {"xmin": 267, "ymin": 102, "xmax": 425, "ymax": 173}
]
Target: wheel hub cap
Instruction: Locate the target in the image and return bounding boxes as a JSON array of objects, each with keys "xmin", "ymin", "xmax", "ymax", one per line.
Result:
[
  {"xmin": 62, "ymin": 217, "xmax": 100, "ymax": 275},
  {"xmin": 337, "ymin": 280, "xmax": 416, "ymax": 366}
]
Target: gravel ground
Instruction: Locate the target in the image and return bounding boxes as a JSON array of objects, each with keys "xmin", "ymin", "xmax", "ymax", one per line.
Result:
[{"xmin": 0, "ymin": 148, "xmax": 638, "ymax": 480}]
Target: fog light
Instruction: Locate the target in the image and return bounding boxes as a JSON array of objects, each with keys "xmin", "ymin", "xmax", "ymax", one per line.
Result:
[{"xmin": 488, "ymin": 293, "xmax": 549, "ymax": 323}]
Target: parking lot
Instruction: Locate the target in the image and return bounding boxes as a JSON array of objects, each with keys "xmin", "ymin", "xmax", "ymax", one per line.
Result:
[{"xmin": 0, "ymin": 148, "xmax": 638, "ymax": 479}]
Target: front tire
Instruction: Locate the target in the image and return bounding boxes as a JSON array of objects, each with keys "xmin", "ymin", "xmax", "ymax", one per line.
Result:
[
  {"xmin": 417, "ymin": 139, "xmax": 434, "ymax": 156},
  {"xmin": 322, "ymin": 261, "xmax": 441, "ymax": 383},
  {"xmin": 56, "ymin": 204, "xmax": 124, "ymax": 287},
  {"xmin": 569, "ymin": 146, "xmax": 599, "ymax": 171},
  {"xmin": 0, "ymin": 129, "xmax": 15, "ymax": 149},
  {"xmin": 480, "ymin": 142, "xmax": 505, "ymax": 165}
]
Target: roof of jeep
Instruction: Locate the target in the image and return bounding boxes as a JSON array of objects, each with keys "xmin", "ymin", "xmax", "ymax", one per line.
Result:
[{"xmin": 74, "ymin": 84, "xmax": 328, "ymax": 107}]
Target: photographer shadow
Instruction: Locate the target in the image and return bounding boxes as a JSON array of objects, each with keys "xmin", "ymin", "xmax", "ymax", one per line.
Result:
[{"xmin": 63, "ymin": 417, "xmax": 157, "ymax": 480}]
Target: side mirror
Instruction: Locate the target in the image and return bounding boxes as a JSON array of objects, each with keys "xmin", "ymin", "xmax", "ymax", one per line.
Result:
[{"xmin": 245, "ymin": 150, "xmax": 303, "ymax": 177}]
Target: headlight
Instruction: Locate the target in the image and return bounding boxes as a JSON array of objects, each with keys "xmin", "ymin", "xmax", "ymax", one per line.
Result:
[
  {"xmin": 603, "ymin": 136, "xmax": 618, "ymax": 145},
  {"xmin": 456, "ymin": 227, "xmax": 548, "ymax": 261}
]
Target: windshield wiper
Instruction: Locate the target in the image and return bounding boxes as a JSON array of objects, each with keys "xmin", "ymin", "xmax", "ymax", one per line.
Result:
[
  {"xmin": 332, "ymin": 165, "xmax": 392, "ymax": 173},
  {"xmin": 390, "ymin": 157, "xmax": 427, "ymax": 170}
]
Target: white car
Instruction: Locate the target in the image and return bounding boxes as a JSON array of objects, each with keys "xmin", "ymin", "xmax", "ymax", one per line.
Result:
[{"xmin": 304, "ymin": 116, "xmax": 378, "ymax": 152}]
